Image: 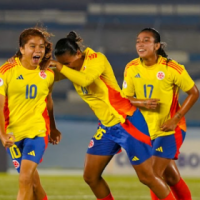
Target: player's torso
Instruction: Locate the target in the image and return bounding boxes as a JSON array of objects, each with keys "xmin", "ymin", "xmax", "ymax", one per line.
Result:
[
  {"xmin": 73, "ymin": 54, "xmax": 133, "ymax": 127},
  {"xmin": 5, "ymin": 65, "xmax": 53, "ymax": 141},
  {"xmin": 131, "ymin": 63, "xmax": 175, "ymax": 139}
]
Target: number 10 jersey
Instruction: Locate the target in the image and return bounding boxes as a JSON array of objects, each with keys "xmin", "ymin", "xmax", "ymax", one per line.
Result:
[{"xmin": 0, "ymin": 57, "xmax": 54, "ymax": 142}]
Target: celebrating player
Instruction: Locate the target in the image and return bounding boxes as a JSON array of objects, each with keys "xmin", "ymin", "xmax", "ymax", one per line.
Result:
[
  {"xmin": 122, "ymin": 28, "xmax": 199, "ymax": 200},
  {"xmin": 0, "ymin": 27, "xmax": 61, "ymax": 200},
  {"xmin": 47, "ymin": 31, "xmax": 177, "ymax": 200}
]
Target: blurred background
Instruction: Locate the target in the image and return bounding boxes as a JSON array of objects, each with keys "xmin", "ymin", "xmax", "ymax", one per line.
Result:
[{"xmin": 0, "ymin": 0, "xmax": 200, "ymax": 180}]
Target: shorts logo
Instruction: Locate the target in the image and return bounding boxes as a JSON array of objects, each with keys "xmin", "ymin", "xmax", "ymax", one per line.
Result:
[
  {"xmin": 123, "ymin": 80, "xmax": 127, "ymax": 89},
  {"xmin": 39, "ymin": 71, "xmax": 47, "ymax": 79},
  {"xmin": 132, "ymin": 156, "xmax": 139, "ymax": 161},
  {"xmin": 88, "ymin": 140, "xmax": 94, "ymax": 148},
  {"xmin": 157, "ymin": 71, "xmax": 165, "ymax": 80},
  {"xmin": 0, "ymin": 78, "xmax": 4, "ymax": 86},
  {"xmin": 156, "ymin": 146, "xmax": 163, "ymax": 152},
  {"xmin": 28, "ymin": 151, "xmax": 35, "ymax": 156},
  {"xmin": 13, "ymin": 160, "xmax": 20, "ymax": 169}
]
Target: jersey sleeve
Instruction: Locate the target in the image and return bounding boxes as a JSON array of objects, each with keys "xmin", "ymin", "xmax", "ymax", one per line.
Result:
[
  {"xmin": 0, "ymin": 72, "xmax": 8, "ymax": 96},
  {"xmin": 60, "ymin": 53, "xmax": 105, "ymax": 87},
  {"xmin": 122, "ymin": 66, "xmax": 135, "ymax": 97},
  {"xmin": 169, "ymin": 64, "xmax": 195, "ymax": 92}
]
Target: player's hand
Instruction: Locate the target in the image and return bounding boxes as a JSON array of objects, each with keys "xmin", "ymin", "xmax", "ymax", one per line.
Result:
[
  {"xmin": 49, "ymin": 128, "xmax": 62, "ymax": 145},
  {"xmin": 160, "ymin": 119, "xmax": 178, "ymax": 132},
  {"xmin": 45, "ymin": 60, "xmax": 63, "ymax": 71},
  {"xmin": 7, "ymin": 57, "xmax": 15, "ymax": 64},
  {"xmin": 143, "ymin": 99, "xmax": 160, "ymax": 110},
  {"xmin": 0, "ymin": 134, "xmax": 15, "ymax": 148}
]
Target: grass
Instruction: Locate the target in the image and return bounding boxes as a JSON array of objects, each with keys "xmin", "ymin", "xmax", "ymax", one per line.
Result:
[{"xmin": 0, "ymin": 173, "xmax": 200, "ymax": 200}]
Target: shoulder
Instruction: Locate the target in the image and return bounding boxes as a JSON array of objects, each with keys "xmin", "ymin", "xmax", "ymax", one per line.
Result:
[
  {"xmin": 85, "ymin": 48, "xmax": 105, "ymax": 62},
  {"xmin": 0, "ymin": 60, "xmax": 18, "ymax": 75},
  {"xmin": 124, "ymin": 58, "xmax": 140, "ymax": 75},
  {"xmin": 161, "ymin": 58, "xmax": 185, "ymax": 75}
]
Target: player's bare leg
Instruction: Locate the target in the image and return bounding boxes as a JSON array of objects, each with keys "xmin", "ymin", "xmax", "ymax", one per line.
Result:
[
  {"xmin": 33, "ymin": 169, "xmax": 47, "ymax": 200},
  {"xmin": 17, "ymin": 160, "xmax": 38, "ymax": 200},
  {"xmin": 163, "ymin": 160, "xmax": 191, "ymax": 199},
  {"xmin": 83, "ymin": 154, "xmax": 113, "ymax": 199},
  {"xmin": 133, "ymin": 157, "xmax": 174, "ymax": 199}
]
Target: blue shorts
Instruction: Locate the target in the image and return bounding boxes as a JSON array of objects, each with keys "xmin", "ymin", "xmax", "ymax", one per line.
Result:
[
  {"xmin": 152, "ymin": 127, "xmax": 186, "ymax": 160},
  {"xmin": 87, "ymin": 109, "xmax": 152, "ymax": 165},
  {"xmin": 7, "ymin": 136, "xmax": 47, "ymax": 173}
]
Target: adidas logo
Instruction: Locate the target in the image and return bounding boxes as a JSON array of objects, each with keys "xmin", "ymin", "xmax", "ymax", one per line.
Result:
[
  {"xmin": 156, "ymin": 147, "xmax": 163, "ymax": 152},
  {"xmin": 17, "ymin": 75, "xmax": 24, "ymax": 80},
  {"xmin": 132, "ymin": 156, "xmax": 139, "ymax": 161},
  {"xmin": 135, "ymin": 73, "xmax": 140, "ymax": 78},
  {"xmin": 28, "ymin": 151, "xmax": 35, "ymax": 156}
]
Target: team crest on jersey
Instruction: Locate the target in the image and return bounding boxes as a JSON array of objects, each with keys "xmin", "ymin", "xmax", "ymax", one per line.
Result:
[
  {"xmin": 39, "ymin": 71, "xmax": 47, "ymax": 79},
  {"xmin": 123, "ymin": 80, "xmax": 127, "ymax": 89},
  {"xmin": 13, "ymin": 160, "xmax": 20, "ymax": 169},
  {"xmin": 83, "ymin": 66, "xmax": 86, "ymax": 71},
  {"xmin": 156, "ymin": 71, "xmax": 165, "ymax": 80},
  {"xmin": 0, "ymin": 78, "xmax": 3, "ymax": 86},
  {"xmin": 88, "ymin": 139, "xmax": 94, "ymax": 148}
]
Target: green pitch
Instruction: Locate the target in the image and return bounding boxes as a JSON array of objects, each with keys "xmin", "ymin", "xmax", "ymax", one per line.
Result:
[{"xmin": 0, "ymin": 173, "xmax": 200, "ymax": 200}]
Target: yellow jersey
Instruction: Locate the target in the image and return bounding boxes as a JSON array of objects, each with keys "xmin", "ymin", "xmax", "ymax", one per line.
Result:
[
  {"xmin": 122, "ymin": 56, "xmax": 194, "ymax": 139},
  {"xmin": 0, "ymin": 57, "xmax": 54, "ymax": 142},
  {"xmin": 59, "ymin": 47, "xmax": 136, "ymax": 127}
]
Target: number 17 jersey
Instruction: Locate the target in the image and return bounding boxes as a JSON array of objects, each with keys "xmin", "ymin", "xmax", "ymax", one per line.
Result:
[
  {"xmin": 122, "ymin": 56, "xmax": 194, "ymax": 139},
  {"xmin": 0, "ymin": 57, "xmax": 54, "ymax": 142}
]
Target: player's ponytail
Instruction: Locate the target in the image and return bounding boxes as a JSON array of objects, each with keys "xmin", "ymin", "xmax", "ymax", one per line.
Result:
[
  {"xmin": 139, "ymin": 28, "xmax": 170, "ymax": 64},
  {"xmin": 55, "ymin": 31, "xmax": 84, "ymax": 56}
]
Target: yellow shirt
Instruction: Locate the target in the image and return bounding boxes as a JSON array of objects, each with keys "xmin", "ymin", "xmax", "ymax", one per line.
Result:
[
  {"xmin": 59, "ymin": 47, "xmax": 136, "ymax": 127},
  {"xmin": 0, "ymin": 57, "xmax": 54, "ymax": 142},
  {"xmin": 122, "ymin": 56, "xmax": 194, "ymax": 139}
]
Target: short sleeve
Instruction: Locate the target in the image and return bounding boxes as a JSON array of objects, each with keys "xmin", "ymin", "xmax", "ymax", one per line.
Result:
[
  {"xmin": 0, "ymin": 73, "xmax": 7, "ymax": 96},
  {"xmin": 122, "ymin": 66, "xmax": 135, "ymax": 97},
  {"xmin": 170, "ymin": 64, "xmax": 194, "ymax": 92}
]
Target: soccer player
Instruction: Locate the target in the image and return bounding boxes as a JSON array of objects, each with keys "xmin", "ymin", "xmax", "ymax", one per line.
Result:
[
  {"xmin": 122, "ymin": 28, "xmax": 199, "ymax": 200},
  {"xmin": 0, "ymin": 27, "xmax": 61, "ymax": 200},
  {"xmin": 46, "ymin": 31, "xmax": 176, "ymax": 200}
]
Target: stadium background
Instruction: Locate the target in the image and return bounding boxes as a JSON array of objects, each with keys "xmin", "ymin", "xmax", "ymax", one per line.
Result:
[{"xmin": 0, "ymin": 0, "xmax": 200, "ymax": 199}]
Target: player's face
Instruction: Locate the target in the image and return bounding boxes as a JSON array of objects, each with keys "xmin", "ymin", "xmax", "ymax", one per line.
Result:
[
  {"xmin": 136, "ymin": 31, "xmax": 160, "ymax": 59},
  {"xmin": 20, "ymin": 36, "xmax": 45, "ymax": 68},
  {"xmin": 56, "ymin": 51, "xmax": 83, "ymax": 71}
]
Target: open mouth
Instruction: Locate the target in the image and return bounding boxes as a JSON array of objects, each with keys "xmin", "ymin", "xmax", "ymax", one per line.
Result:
[{"xmin": 32, "ymin": 55, "xmax": 41, "ymax": 63}]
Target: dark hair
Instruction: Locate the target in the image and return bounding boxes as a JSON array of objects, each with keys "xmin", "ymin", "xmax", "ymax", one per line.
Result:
[
  {"xmin": 15, "ymin": 26, "xmax": 53, "ymax": 70},
  {"xmin": 139, "ymin": 28, "xmax": 170, "ymax": 63},
  {"xmin": 54, "ymin": 31, "xmax": 83, "ymax": 56}
]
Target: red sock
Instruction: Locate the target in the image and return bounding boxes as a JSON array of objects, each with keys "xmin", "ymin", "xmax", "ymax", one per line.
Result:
[
  {"xmin": 161, "ymin": 191, "xmax": 176, "ymax": 200},
  {"xmin": 150, "ymin": 190, "xmax": 159, "ymax": 200},
  {"xmin": 170, "ymin": 178, "xmax": 192, "ymax": 200},
  {"xmin": 42, "ymin": 195, "xmax": 48, "ymax": 200},
  {"xmin": 97, "ymin": 193, "xmax": 114, "ymax": 200}
]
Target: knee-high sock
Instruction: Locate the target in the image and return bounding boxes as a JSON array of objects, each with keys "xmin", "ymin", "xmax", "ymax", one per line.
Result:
[
  {"xmin": 161, "ymin": 191, "xmax": 176, "ymax": 200},
  {"xmin": 42, "ymin": 195, "xmax": 48, "ymax": 200},
  {"xmin": 170, "ymin": 178, "xmax": 192, "ymax": 200},
  {"xmin": 150, "ymin": 190, "xmax": 159, "ymax": 200},
  {"xmin": 97, "ymin": 193, "xmax": 114, "ymax": 200}
]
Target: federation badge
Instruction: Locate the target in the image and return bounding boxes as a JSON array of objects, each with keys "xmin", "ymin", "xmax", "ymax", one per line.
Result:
[
  {"xmin": 13, "ymin": 160, "xmax": 20, "ymax": 169},
  {"xmin": 88, "ymin": 139, "xmax": 94, "ymax": 148},
  {"xmin": 156, "ymin": 71, "xmax": 165, "ymax": 80},
  {"xmin": 39, "ymin": 71, "xmax": 47, "ymax": 79},
  {"xmin": 83, "ymin": 66, "xmax": 86, "ymax": 71},
  {"xmin": 123, "ymin": 80, "xmax": 127, "ymax": 89},
  {"xmin": 0, "ymin": 78, "xmax": 3, "ymax": 86}
]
